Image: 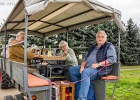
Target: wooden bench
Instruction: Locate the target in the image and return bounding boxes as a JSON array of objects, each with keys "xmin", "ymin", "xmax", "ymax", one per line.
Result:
[
  {"xmin": 92, "ymin": 63, "xmax": 120, "ymax": 100},
  {"xmin": 1, "ymin": 58, "xmax": 52, "ymax": 100}
]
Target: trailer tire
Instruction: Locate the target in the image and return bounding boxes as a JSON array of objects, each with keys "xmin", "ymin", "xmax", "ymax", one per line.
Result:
[
  {"xmin": 1, "ymin": 71, "xmax": 8, "ymax": 89},
  {"xmin": 3, "ymin": 95, "xmax": 14, "ymax": 100},
  {"xmin": 14, "ymin": 93, "xmax": 24, "ymax": 100},
  {"xmin": 1, "ymin": 71, "xmax": 14, "ymax": 89}
]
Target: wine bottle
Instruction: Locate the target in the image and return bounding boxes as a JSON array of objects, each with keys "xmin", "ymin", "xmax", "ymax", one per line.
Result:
[{"xmin": 48, "ymin": 45, "xmax": 52, "ymax": 56}]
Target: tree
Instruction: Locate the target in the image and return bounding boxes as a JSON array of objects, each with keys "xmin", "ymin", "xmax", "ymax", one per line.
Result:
[{"xmin": 124, "ymin": 18, "xmax": 139, "ymax": 65}]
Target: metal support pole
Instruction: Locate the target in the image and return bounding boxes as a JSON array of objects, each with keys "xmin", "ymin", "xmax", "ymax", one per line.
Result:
[
  {"xmin": 111, "ymin": 81, "xmax": 118, "ymax": 100},
  {"xmin": 43, "ymin": 34, "xmax": 46, "ymax": 48},
  {"xmin": 110, "ymin": 28, "xmax": 121, "ymax": 100},
  {"xmin": 66, "ymin": 28, "xmax": 69, "ymax": 44},
  {"xmin": 23, "ymin": 9, "xmax": 29, "ymax": 92},
  {"xmin": 24, "ymin": 11, "xmax": 28, "ymax": 64},
  {"xmin": 118, "ymin": 28, "xmax": 121, "ymax": 62},
  {"xmin": 3, "ymin": 24, "xmax": 7, "ymax": 71}
]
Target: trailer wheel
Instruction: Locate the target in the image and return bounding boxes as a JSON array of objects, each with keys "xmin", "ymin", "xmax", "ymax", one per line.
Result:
[
  {"xmin": 3, "ymin": 95, "xmax": 14, "ymax": 100},
  {"xmin": 1, "ymin": 71, "xmax": 14, "ymax": 89},
  {"xmin": 14, "ymin": 93, "xmax": 24, "ymax": 100},
  {"xmin": 1, "ymin": 71, "xmax": 8, "ymax": 89}
]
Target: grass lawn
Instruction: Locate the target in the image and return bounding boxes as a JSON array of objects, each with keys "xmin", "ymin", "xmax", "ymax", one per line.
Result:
[
  {"xmin": 121, "ymin": 65, "xmax": 140, "ymax": 69},
  {"xmin": 106, "ymin": 66, "xmax": 140, "ymax": 100}
]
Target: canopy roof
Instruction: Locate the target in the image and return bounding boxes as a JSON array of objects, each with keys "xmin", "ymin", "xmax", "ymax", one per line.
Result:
[{"xmin": 0, "ymin": 0, "xmax": 125, "ymax": 37}]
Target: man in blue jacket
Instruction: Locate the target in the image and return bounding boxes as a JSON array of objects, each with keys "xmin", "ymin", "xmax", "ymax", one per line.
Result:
[{"xmin": 68, "ymin": 30, "xmax": 117, "ymax": 100}]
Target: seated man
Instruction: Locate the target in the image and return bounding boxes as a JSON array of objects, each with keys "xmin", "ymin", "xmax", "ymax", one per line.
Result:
[
  {"xmin": 68, "ymin": 30, "xmax": 117, "ymax": 100},
  {"xmin": 8, "ymin": 31, "xmax": 39, "ymax": 73}
]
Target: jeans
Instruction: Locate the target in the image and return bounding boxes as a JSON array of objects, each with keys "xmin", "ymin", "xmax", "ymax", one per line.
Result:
[{"xmin": 68, "ymin": 66, "xmax": 97, "ymax": 100}]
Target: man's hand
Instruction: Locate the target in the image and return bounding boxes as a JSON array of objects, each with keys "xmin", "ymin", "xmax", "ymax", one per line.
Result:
[
  {"xmin": 63, "ymin": 50, "xmax": 68, "ymax": 56},
  {"xmin": 80, "ymin": 67, "xmax": 84, "ymax": 73},
  {"xmin": 91, "ymin": 63, "xmax": 98, "ymax": 69},
  {"xmin": 34, "ymin": 54, "xmax": 42, "ymax": 58},
  {"xmin": 80, "ymin": 61, "xmax": 86, "ymax": 73}
]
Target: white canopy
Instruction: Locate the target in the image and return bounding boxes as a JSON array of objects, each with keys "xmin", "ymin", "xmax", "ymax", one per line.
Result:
[{"xmin": 0, "ymin": 0, "xmax": 125, "ymax": 37}]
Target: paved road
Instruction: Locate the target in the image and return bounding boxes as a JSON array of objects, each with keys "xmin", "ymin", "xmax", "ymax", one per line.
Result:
[
  {"xmin": 0, "ymin": 87, "xmax": 20, "ymax": 100},
  {"xmin": 0, "ymin": 70, "xmax": 20, "ymax": 99}
]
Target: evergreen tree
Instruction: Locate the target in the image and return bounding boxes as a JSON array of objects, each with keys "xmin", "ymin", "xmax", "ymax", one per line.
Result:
[
  {"xmin": 16, "ymin": 19, "xmax": 139, "ymax": 66},
  {"xmin": 137, "ymin": 27, "xmax": 140, "ymax": 64},
  {"xmin": 125, "ymin": 18, "xmax": 139, "ymax": 65}
]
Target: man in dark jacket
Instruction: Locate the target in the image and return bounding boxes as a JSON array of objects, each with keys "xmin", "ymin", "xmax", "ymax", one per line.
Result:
[{"xmin": 68, "ymin": 30, "xmax": 117, "ymax": 100}]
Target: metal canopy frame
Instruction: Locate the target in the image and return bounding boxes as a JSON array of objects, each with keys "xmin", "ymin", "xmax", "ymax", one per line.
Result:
[{"xmin": 0, "ymin": 0, "xmax": 125, "ymax": 37}]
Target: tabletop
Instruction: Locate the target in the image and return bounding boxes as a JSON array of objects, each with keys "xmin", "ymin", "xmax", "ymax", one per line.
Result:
[{"xmin": 37, "ymin": 55, "xmax": 66, "ymax": 61}]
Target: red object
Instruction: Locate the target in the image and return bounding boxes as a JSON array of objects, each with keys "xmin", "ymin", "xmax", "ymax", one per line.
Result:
[
  {"xmin": 101, "ymin": 75, "xmax": 118, "ymax": 80},
  {"xmin": 28, "ymin": 74, "xmax": 51, "ymax": 87},
  {"xmin": 65, "ymin": 88, "xmax": 70, "ymax": 100},
  {"xmin": 32, "ymin": 95, "xmax": 37, "ymax": 100}
]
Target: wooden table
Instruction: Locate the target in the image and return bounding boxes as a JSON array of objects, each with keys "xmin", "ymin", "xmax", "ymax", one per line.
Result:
[
  {"xmin": 39, "ymin": 55, "xmax": 66, "ymax": 61},
  {"xmin": 33, "ymin": 55, "xmax": 66, "ymax": 62}
]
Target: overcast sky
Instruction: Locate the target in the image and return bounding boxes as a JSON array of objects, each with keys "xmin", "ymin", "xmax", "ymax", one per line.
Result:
[
  {"xmin": 0, "ymin": 0, "xmax": 140, "ymax": 27},
  {"xmin": 98, "ymin": 0, "xmax": 140, "ymax": 26}
]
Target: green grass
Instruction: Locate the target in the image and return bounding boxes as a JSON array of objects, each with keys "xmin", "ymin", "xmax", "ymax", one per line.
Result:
[
  {"xmin": 106, "ymin": 66, "xmax": 140, "ymax": 100},
  {"xmin": 121, "ymin": 65, "xmax": 140, "ymax": 69}
]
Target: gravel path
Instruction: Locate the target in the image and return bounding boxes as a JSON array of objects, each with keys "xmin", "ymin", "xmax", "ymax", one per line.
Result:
[{"xmin": 0, "ymin": 87, "xmax": 20, "ymax": 99}]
